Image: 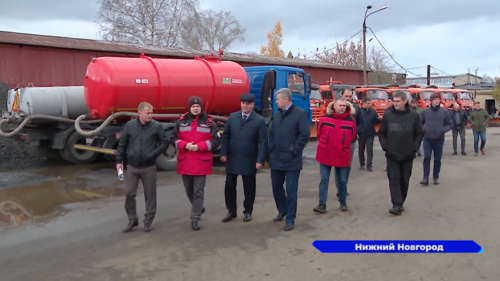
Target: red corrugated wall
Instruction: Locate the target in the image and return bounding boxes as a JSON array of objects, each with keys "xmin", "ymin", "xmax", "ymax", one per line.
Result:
[{"xmin": 0, "ymin": 43, "xmax": 364, "ymax": 88}]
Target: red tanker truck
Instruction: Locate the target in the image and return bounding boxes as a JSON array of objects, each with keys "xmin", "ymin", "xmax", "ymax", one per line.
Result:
[{"xmin": 1, "ymin": 53, "xmax": 313, "ymax": 171}]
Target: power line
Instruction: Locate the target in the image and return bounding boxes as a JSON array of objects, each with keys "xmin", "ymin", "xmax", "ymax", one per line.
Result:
[
  {"xmin": 304, "ymin": 29, "xmax": 363, "ymax": 60},
  {"xmin": 366, "ymin": 26, "xmax": 426, "ymax": 78},
  {"xmin": 430, "ymin": 66, "xmax": 470, "ymax": 84}
]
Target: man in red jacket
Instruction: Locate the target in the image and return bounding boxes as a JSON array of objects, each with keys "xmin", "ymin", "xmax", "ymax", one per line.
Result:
[{"xmin": 313, "ymin": 98, "xmax": 357, "ymax": 213}]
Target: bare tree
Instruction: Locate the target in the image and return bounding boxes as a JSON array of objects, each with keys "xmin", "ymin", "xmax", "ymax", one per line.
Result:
[
  {"xmin": 96, "ymin": 0, "xmax": 199, "ymax": 47},
  {"xmin": 181, "ymin": 9, "xmax": 246, "ymax": 52},
  {"xmin": 367, "ymin": 45, "xmax": 395, "ymax": 84},
  {"xmin": 311, "ymin": 38, "xmax": 395, "ymax": 83}
]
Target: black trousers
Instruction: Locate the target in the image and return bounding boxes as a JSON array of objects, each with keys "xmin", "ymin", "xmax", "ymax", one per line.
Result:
[
  {"xmin": 224, "ymin": 173, "xmax": 256, "ymax": 214},
  {"xmin": 358, "ymin": 136, "xmax": 374, "ymax": 168},
  {"xmin": 386, "ymin": 158, "xmax": 413, "ymax": 207}
]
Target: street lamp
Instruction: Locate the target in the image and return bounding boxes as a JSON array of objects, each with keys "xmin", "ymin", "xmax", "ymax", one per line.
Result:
[{"xmin": 363, "ymin": 5, "xmax": 388, "ymax": 85}]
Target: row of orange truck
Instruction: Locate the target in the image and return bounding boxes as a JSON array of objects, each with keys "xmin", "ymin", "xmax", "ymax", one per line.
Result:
[{"xmin": 308, "ymin": 81, "xmax": 475, "ymax": 137}]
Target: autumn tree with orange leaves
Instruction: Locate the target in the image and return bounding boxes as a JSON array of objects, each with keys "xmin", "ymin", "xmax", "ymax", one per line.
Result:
[
  {"xmin": 312, "ymin": 38, "xmax": 395, "ymax": 84},
  {"xmin": 260, "ymin": 20, "xmax": 285, "ymax": 57}
]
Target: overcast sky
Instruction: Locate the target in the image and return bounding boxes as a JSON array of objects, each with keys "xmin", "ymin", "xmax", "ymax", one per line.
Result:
[{"xmin": 1, "ymin": 0, "xmax": 499, "ymax": 79}]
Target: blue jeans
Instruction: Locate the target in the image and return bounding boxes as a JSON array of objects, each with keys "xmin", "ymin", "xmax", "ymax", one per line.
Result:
[
  {"xmin": 473, "ymin": 130, "xmax": 486, "ymax": 153},
  {"xmin": 271, "ymin": 170, "xmax": 300, "ymax": 224},
  {"xmin": 335, "ymin": 140, "xmax": 356, "ymax": 192},
  {"xmin": 319, "ymin": 164, "xmax": 348, "ymax": 204},
  {"xmin": 423, "ymin": 139, "xmax": 444, "ymax": 179}
]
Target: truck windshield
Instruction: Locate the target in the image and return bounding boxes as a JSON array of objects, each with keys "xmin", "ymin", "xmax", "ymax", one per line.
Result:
[
  {"xmin": 459, "ymin": 92, "xmax": 471, "ymax": 100},
  {"xmin": 441, "ymin": 91, "xmax": 455, "ymax": 100},
  {"xmin": 310, "ymin": 89, "xmax": 321, "ymax": 100},
  {"xmin": 400, "ymin": 90, "xmax": 411, "ymax": 100},
  {"xmin": 322, "ymin": 91, "xmax": 333, "ymax": 100},
  {"xmin": 421, "ymin": 91, "xmax": 434, "ymax": 100},
  {"xmin": 367, "ymin": 90, "xmax": 389, "ymax": 100}
]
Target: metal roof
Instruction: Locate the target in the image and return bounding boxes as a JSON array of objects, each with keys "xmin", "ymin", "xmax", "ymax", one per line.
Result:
[{"xmin": 0, "ymin": 30, "xmax": 362, "ymax": 72}]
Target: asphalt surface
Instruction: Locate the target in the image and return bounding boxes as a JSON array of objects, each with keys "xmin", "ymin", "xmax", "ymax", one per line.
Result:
[{"xmin": 1, "ymin": 128, "xmax": 500, "ymax": 281}]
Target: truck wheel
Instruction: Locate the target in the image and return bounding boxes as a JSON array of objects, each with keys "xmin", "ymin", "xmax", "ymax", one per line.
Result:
[
  {"xmin": 37, "ymin": 146, "xmax": 63, "ymax": 160},
  {"xmin": 156, "ymin": 128, "xmax": 177, "ymax": 171},
  {"xmin": 61, "ymin": 131, "xmax": 100, "ymax": 165},
  {"xmin": 156, "ymin": 141, "xmax": 178, "ymax": 171}
]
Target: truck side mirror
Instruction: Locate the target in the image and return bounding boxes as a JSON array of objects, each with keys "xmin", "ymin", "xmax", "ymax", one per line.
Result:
[{"xmin": 307, "ymin": 74, "xmax": 312, "ymax": 94}]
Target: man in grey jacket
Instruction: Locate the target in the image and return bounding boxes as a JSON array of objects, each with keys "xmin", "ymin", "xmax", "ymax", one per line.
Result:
[
  {"xmin": 116, "ymin": 102, "xmax": 169, "ymax": 233},
  {"xmin": 419, "ymin": 93, "xmax": 453, "ymax": 185}
]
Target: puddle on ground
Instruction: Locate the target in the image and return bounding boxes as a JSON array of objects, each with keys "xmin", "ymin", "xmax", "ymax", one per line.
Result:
[{"xmin": 0, "ymin": 163, "xmax": 124, "ymax": 230}]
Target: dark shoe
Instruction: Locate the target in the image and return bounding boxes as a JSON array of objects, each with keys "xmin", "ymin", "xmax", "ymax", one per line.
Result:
[
  {"xmin": 389, "ymin": 206, "xmax": 402, "ymax": 215},
  {"xmin": 420, "ymin": 178, "xmax": 429, "ymax": 186},
  {"xmin": 284, "ymin": 223, "xmax": 294, "ymax": 231},
  {"xmin": 144, "ymin": 223, "xmax": 152, "ymax": 232},
  {"xmin": 433, "ymin": 178, "xmax": 439, "ymax": 185},
  {"xmin": 461, "ymin": 151, "xmax": 467, "ymax": 156},
  {"xmin": 273, "ymin": 213, "xmax": 286, "ymax": 222},
  {"xmin": 417, "ymin": 152, "xmax": 421, "ymax": 157},
  {"xmin": 452, "ymin": 151, "xmax": 457, "ymax": 155},
  {"xmin": 339, "ymin": 201, "xmax": 349, "ymax": 212},
  {"xmin": 313, "ymin": 204, "xmax": 327, "ymax": 213},
  {"xmin": 367, "ymin": 166, "xmax": 373, "ymax": 172},
  {"xmin": 191, "ymin": 220, "xmax": 200, "ymax": 231},
  {"xmin": 202, "ymin": 208, "xmax": 205, "ymax": 214},
  {"xmin": 222, "ymin": 212, "xmax": 237, "ymax": 223},
  {"xmin": 122, "ymin": 220, "xmax": 138, "ymax": 233},
  {"xmin": 243, "ymin": 213, "xmax": 252, "ymax": 222}
]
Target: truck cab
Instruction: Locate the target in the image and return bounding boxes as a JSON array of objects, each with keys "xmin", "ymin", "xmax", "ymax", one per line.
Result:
[
  {"xmin": 355, "ymin": 86, "xmax": 391, "ymax": 118},
  {"xmin": 439, "ymin": 89, "xmax": 457, "ymax": 109},
  {"xmin": 406, "ymin": 85, "xmax": 438, "ymax": 109},
  {"xmin": 450, "ymin": 89, "xmax": 473, "ymax": 115},
  {"xmin": 244, "ymin": 66, "xmax": 312, "ymax": 124}
]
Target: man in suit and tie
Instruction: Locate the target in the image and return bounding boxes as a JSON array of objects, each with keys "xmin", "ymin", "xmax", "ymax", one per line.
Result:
[{"xmin": 220, "ymin": 93, "xmax": 268, "ymax": 222}]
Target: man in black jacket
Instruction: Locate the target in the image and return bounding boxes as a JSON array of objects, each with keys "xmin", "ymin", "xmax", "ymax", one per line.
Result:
[
  {"xmin": 379, "ymin": 91, "xmax": 424, "ymax": 215},
  {"xmin": 358, "ymin": 97, "xmax": 378, "ymax": 172},
  {"xmin": 116, "ymin": 102, "xmax": 169, "ymax": 233},
  {"xmin": 220, "ymin": 93, "xmax": 268, "ymax": 223},
  {"xmin": 450, "ymin": 103, "xmax": 468, "ymax": 155},
  {"xmin": 268, "ymin": 88, "xmax": 310, "ymax": 231}
]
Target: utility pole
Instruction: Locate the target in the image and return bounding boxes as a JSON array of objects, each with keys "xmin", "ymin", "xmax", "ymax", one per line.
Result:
[
  {"xmin": 474, "ymin": 67, "xmax": 479, "ymax": 100},
  {"xmin": 427, "ymin": 65, "xmax": 431, "ymax": 86},
  {"xmin": 362, "ymin": 5, "xmax": 387, "ymax": 85}
]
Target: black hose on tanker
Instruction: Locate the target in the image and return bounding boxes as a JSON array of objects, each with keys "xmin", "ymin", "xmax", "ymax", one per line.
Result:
[
  {"xmin": 0, "ymin": 115, "xmax": 103, "ymax": 138},
  {"xmin": 74, "ymin": 113, "xmax": 229, "ymax": 138}
]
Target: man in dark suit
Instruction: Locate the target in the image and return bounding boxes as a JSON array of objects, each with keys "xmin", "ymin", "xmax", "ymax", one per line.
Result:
[
  {"xmin": 220, "ymin": 93, "xmax": 268, "ymax": 223},
  {"xmin": 268, "ymin": 88, "xmax": 310, "ymax": 231}
]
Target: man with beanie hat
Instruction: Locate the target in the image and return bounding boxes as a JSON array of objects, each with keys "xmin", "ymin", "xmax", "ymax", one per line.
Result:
[
  {"xmin": 220, "ymin": 93, "xmax": 267, "ymax": 223},
  {"xmin": 419, "ymin": 92, "xmax": 453, "ymax": 185},
  {"xmin": 170, "ymin": 95, "xmax": 220, "ymax": 230}
]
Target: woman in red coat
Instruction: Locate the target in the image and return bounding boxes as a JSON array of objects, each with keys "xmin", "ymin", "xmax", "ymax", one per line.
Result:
[{"xmin": 170, "ymin": 96, "xmax": 220, "ymax": 230}]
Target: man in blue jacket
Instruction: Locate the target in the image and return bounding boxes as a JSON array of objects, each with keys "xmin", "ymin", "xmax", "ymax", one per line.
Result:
[
  {"xmin": 358, "ymin": 97, "xmax": 378, "ymax": 172},
  {"xmin": 220, "ymin": 93, "xmax": 268, "ymax": 223},
  {"xmin": 268, "ymin": 88, "xmax": 310, "ymax": 231},
  {"xmin": 420, "ymin": 93, "xmax": 454, "ymax": 185},
  {"xmin": 335, "ymin": 88, "xmax": 365, "ymax": 196}
]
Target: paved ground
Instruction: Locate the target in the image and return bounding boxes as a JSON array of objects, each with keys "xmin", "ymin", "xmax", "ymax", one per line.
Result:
[{"xmin": 1, "ymin": 128, "xmax": 500, "ymax": 281}]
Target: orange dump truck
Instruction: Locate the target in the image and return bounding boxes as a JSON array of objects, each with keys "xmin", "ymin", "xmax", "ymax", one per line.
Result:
[
  {"xmin": 354, "ymin": 86, "xmax": 391, "ymax": 118},
  {"xmin": 450, "ymin": 88, "xmax": 474, "ymax": 114}
]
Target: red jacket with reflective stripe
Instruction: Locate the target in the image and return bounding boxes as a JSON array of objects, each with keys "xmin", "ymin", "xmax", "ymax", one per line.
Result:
[
  {"xmin": 315, "ymin": 102, "xmax": 357, "ymax": 168},
  {"xmin": 170, "ymin": 112, "xmax": 220, "ymax": 175}
]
